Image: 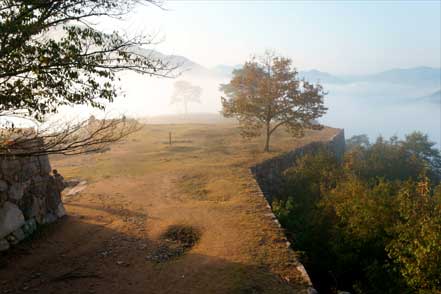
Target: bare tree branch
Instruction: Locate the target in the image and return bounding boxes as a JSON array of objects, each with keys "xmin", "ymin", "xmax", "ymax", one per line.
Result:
[{"xmin": 0, "ymin": 115, "xmax": 142, "ymax": 157}]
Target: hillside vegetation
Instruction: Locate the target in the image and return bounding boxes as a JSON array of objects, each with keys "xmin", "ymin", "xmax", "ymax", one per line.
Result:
[{"xmin": 274, "ymin": 132, "xmax": 441, "ymax": 294}]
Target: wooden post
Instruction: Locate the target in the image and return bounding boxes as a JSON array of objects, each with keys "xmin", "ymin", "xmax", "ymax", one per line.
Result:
[{"xmin": 169, "ymin": 132, "xmax": 172, "ymax": 145}]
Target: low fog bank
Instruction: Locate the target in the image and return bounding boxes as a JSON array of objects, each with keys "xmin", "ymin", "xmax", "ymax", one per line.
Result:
[
  {"xmin": 323, "ymin": 82, "xmax": 440, "ymax": 146},
  {"xmin": 111, "ymin": 71, "xmax": 229, "ymax": 117},
  {"xmin": 44, "ymin": 63, "xmax": 440, "ymax": 146},
  {"xmin": 142, "ymin": 113, "xmax": 233, "ymax": 124},
  {"xmin": 322, "ymin": 94, "xmax": 440, "ymax": 147}
]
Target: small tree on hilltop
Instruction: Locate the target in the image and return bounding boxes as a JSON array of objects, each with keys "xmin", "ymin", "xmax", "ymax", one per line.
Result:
[
  {"xmin": 170, "ymin": 81, "xmax": 202, "ymax": 114},
  {"xmin": 220, "ymin": 51, "xmax": 327, "ymax": 152}
]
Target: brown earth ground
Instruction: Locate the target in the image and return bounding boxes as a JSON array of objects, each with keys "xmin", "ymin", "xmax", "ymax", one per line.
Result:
[{"xmin": 0, "ymin": 123, "xmax": 339, "ymax": 294}]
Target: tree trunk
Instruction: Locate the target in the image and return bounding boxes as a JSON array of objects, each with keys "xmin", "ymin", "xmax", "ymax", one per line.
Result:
[{"xmin": 264, "ymin": 122, "xmax": 271, "ymax": 152}]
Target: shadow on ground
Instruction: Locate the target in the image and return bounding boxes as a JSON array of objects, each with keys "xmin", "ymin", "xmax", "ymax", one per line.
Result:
[{"xmin": 0, "ymin": 208, "xmax": 299, "ymax": 294}]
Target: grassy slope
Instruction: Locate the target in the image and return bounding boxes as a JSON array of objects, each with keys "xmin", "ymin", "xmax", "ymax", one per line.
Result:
[
  {"xmin": 2, "ymin": 123, "xmax": 339, "ymax": 294},
  {"xmin": 56, "ymin": 123, "xmax": 339, "ymax": 181}
]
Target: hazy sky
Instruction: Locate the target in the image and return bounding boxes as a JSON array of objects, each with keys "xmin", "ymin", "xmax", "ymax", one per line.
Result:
[{"xmin": 99, "ymin": 0, "xmax": 441, "ymax": 74}]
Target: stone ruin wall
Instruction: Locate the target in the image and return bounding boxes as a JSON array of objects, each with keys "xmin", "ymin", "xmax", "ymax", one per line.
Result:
[{"xmin": 0, "ymin": 154, "xmax": 65, "ymax": 252}]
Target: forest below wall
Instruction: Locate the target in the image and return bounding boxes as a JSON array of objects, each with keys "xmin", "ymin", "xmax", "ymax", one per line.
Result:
[{"xmin": 273, "ymin": 132, "xmax": 441, "ymax": 294}]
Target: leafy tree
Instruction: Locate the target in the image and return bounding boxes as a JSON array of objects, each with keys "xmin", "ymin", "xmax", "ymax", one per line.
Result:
[
  {"xmin": 387, "ymin": 177, "xmax": 441, "ymax": 293},
  {"xmin": 344, "ymin": 135, "xmax": 426, "ymax": 182},
  {"xmin": 346, "ymin": 134, "xmax": 370, "ymax": 150},
  {"xmin": 0, "ymin": 0, "xmax": 175, "ymax": 156},
  {"xmin": 401, "ymin": 131, "xmax": 441, "ymax": 177},
  {"xmin": 170, "ymin": 80, "xmax": 202, "ymax": 114},
  {"xmin": 0, "ymin": 0, "xmax": 174, "ymax": 121},
  {"xmin": 220, "ymin": 51, "xmax": 327, "ymax": 152}
]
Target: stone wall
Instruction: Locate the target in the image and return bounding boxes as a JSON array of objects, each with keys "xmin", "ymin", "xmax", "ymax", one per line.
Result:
[
  {"xmin": 247, "ymin": 172, "xmax": 316, "ymax": 293},
  {"xmin": 0, "ymin": 154, "xmax": 65, "ymax": 252},
  {"xmin": 251, "ymin": 129, "xmax": 345, "ymax": 204}
]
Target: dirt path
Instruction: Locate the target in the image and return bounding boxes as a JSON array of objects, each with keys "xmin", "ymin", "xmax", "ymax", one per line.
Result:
[{"xmin": 0, "ymin": 124, "xmax": 338, "ymax": 294}]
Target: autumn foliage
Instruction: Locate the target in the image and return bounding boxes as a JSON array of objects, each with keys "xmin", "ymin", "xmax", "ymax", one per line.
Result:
[{"xmin": 221, "ymin": 52, "xmax": 327, "ymax": 151}]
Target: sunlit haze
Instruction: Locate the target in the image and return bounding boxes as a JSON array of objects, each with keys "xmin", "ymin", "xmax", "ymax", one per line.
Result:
[
  {"xmin": 98, "ymin": 1, "xmax": 441, "ymax": 74},
  {"xmin": 84, "ymin": 1, "xmax": 441, "ymax": 145},
  {"xmin": 2, "ymin": 2, "xmax": 441, "ymax": 293}
]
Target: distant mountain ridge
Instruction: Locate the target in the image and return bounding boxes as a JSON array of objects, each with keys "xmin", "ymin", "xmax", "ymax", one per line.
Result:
[
  {"xmin": 133, "ymin": 47, "xmax": 441, "ymax": 87},
  {"xmin": 419, "ymin": 89, "xmax": 441, "ymax": 103},
  {"xmin": 210, "ymin": 64, "xmax": 242, "ymax": 78},
  {"xmin": 298, "ymin": 69, "xmax": 346, "ymax": 84},
  {"xmin": 299, "ymin": 67, "xmax": 441, "ymax": 86},
  {"xmin": 212, "ymin": 65, "xmax": 441, "ymax": 88},
  {"xmin": 129, "ymin": 47, "xmax": 216, "ymax": 78},
  {"xmin": 353, "ymin": 66, "xmax": 441, "ymax": 85}
]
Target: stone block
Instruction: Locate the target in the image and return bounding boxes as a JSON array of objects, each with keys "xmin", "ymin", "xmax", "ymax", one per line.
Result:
[
  {"xmin": 42, "ymin": 213, "xmax": 57, "ymax": 225},
  {"xmin": 1, "ymin": 158, "xmax": 21, "ymax": 177},
  {"xmin": 17, "ymin": 188, "xmax": 34, "ymax": 218},
  {"xmin": 46, "ymin": 179, "xmax": 62, "ymax": 212},
  {"xmin": 56, "ymin": 203, "xmax": 66, "ymax": 218},
  {"xmin": 0, "ymin": 238, "xmax": 9, "ymax": 251},
  {"xmin": 0, "ymin": 192, "xmax": 7, "ymax": 206},
  {"xmin": 38, "ymin": 155, "xmax": 51, "ymax": 175},
  {"xmin": 0, "ymin": 201, "xmax": 25, "ymax": 239},
  {"xmin": 0, "ymin": 152, "xmax": 65, "ymax": 248},
  {"xmin": 21, "ymin": 218, "xmax": 37, "ymax": 237},
  {"xmin": 5, "ymin": 233, "xmax": 18, "ymax": 245},
  {"xmin": 11, "ymin": 227, "xmax": 26, "ymax": 242},
  {"xmin": 27, "ymin": 196, "xmax": 46, "ymax": 223},
  {"xmin": 0, "ymin": 179, "xmax": 8, "ymax": 192},
  {"xmin": 8, "ymin": 182, "xmax": 26, "ymax": 201},
  {"xmin": 31, "ymin": 175, "xmax": 49, "ymax": 195},
  {"xmin": 21, "ymin": 161, "xmax": 39, "ymax": 181},
  {"xmin": 28, "ymin": 218, "xmax": 37, "ymax": 231}
]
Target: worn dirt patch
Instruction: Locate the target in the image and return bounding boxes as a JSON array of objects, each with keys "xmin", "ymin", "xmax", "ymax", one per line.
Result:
[
  {"xmin": 146, "ymin": 225, "xmax": 201, "ymax": 263},
  {"xmin": 163, "ymin": 225, "xmax": 201, "ymax": 249}
]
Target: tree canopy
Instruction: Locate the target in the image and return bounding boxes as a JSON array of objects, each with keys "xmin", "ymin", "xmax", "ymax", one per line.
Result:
[
  {"xmin": 170, "ymin": 80, "xmax": 202, "ymax": 114},
  {"xmin": 220, "ymin": 51, "xmax": 327, "ymax": 151},
  {"xmin": 346, "ymin": 134, "xmax": 370, "ymax": 150},
  {"xmin": 274, "ymin": 133, "xmax": 441, "ymax": 293},
  {"xmin": 0, "ymin": 0, "xmax": 175, "ymax": 121}
]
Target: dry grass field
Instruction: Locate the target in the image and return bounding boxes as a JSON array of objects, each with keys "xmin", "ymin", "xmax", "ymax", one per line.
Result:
[{"xmin": 0, "ymin": 122, "xmax": 339, "ymax": 294}]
